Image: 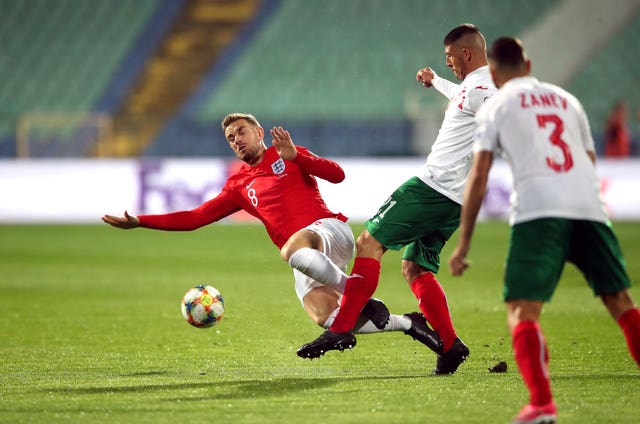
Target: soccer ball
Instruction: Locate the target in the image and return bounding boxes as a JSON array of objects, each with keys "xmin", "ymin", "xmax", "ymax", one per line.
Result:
[{"xmin": 181, "ymin": 285, "xmax": 224, "ymax": 328}]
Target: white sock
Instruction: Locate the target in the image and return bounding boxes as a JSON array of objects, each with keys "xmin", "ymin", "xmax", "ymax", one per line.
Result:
[
  {"xmin": 288, "ymin": 247, "xmax": 347, "ymax": 291},
  {"xmin": 323, "ymin": 307, "xmax": 412, "ymax": 334},
  {"xmin": 322, "ymin": 307, "xmax": 340, "ymax": 328},
  {"xmin": 355, "ymin": 314, "xmax": 412, "ymax": 334}
]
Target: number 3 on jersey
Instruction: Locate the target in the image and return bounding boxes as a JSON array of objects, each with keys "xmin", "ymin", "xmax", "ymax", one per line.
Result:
[{"xmin": 537, "ymin": 114, "xmax": 573, "ymax": 172}]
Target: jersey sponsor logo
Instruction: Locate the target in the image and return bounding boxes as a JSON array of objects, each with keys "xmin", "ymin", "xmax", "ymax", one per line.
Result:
[{"xmin": 271, "ymin": 158, "xmax": 286, "ymax": 175}]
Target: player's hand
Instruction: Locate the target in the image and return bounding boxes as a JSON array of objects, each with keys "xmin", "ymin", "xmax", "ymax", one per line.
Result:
[
  {"xmin": 416, "ymin": 67, "xmax": 435, "ymax": 88},
  {"xmin": 101, "ymin": 210, "xmax": 140, "ymax": 229},
  {"xmin": 448, "ymin": 244, "xmax": 471, "ymax": 276},
  {"xmin": 270, "ymin": 126, "xmax": 297, "ymax": 161}
]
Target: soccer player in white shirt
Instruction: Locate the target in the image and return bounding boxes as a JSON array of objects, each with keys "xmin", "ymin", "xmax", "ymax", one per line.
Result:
[
  {"xmin": 449, "ymin": 37, "xmax": 640, "ymax": 424},
  {"xmin": 298, "ymin": 24, "xmax": 497, "ymax": 375}
]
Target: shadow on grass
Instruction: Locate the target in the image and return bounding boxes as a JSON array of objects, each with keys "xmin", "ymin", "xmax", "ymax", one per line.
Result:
[
  {"xmin": 43, "ymin": 374, "xmax": 428, "ymax": 400},
  {"xmin": 121, "ymin": 371, "xmax": 171, "ymax": 377}
]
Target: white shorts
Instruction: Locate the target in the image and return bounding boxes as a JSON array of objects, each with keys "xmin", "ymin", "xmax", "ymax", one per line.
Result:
[{"xmin": 293, "ymin": 218, "xmax": 355, "ymax": 304}]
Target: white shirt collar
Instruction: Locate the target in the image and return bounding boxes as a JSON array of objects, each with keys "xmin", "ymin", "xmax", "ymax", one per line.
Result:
[
  {"xmin": 464, "ymin": 65, "xmax": 490, "ymax": 81},
  {"xmin": 500, "ymin": 75, "xmax": 539, "ymax": 90}
]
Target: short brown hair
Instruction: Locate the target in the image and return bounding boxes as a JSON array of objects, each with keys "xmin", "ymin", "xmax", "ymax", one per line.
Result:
[{"xmin": 221, "ymin": 113, "xmax": 261, "ymax": 131}]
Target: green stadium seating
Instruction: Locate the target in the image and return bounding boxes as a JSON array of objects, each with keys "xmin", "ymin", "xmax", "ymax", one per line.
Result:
[
  {"xmin": 196, "ymin": 0, "xmax": 557, "ymax": 123},
  {"xmin": 0, "ymin": 0, "xmax": 159, "ymax": 152},
  {"xmin": 567, "ymin": 12, "xmax": 640, "ymax": 134}
]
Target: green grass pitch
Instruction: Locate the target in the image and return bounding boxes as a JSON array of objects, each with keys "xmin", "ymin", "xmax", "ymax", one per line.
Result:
[{"xmin": 1, "ymin": 221, "xmax": 639, "ymax": 423}]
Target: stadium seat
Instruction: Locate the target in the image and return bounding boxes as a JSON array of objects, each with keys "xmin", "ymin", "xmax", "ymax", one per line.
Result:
[
  {"xmin": 0, "ymin": 0, "xmax": 163, "ymax": 156},
  {"xmin": 151, "ymin": 0, "xmax": 557, "ymax": 157},
  {"xmin": 567, "ymin": 12, "xmax": 640, "ymax": 136}
]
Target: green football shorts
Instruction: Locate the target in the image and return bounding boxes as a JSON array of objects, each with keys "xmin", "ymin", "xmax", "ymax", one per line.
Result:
[
  {"xmin": 365, "ymin": 176, "xmax": 460, "ymax": 273},
  {"xmin": 504, "ymin": 218, "xmax": 631, "ymax": 302}
]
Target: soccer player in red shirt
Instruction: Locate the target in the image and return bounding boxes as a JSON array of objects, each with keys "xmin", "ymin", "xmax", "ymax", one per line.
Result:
[{"xmin": 103, "ymin": 113, "xmax": 442, "ymax": 351}]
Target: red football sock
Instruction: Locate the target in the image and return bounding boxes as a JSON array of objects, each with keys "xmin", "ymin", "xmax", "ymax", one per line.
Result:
[
  {"xmin": 410, "ymin": 272, "xmax": 457, "ymax": 351},
  {"xmin": 329, "ymin": 257, "xmax": 380, "ymax": 333},
  {"xmin": 618, "ymin": 307, "xmax": 640, "ymax": 366},
  {"xmin": 512, "ymin": 321, "xmax": 553, "ymax": 406}
]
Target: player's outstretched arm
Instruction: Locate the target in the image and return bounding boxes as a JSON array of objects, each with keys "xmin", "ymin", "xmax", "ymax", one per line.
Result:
[
  {"xmin": 270, "ymin": 126, "xmax": 297, "ymax": 161},
  {"xmin": 101, "ymin": 210, "xmax": 140, "ymax": 229}
]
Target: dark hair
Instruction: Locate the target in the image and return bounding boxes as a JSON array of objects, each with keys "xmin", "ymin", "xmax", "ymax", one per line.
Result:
[
  {"xmin": 443, "ymin": 23, "xmax": 481, "ymax": 45},
  {"xmin": 488, "ymin": 37, "xmax": 527, "ymax": 68}
]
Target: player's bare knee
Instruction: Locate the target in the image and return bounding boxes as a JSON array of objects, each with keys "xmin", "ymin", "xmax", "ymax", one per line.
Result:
[
  {"xmin": 280, "ymin": 236, "xmax": 305, "ymax": 262},
  {"xmin": 280, "ymin": 244, "xmax": 293, "ymax": 262},
  {"xmin": 601, "ymin": 289, "xmax": 631, "ymax": 308},
  {"xmin": 355, "ymin": 231, "xmax": 372, "ymax": 249},
  {"xmin": 355, "ymin": 230, "xmax": 384, "ymax": 258},
  {"xmin": 402, "ymin": 260, "xmax": 426, "ymax": 283},
  {"xmin": 282, "ymin": 229, "xmax": 323, "ymax": 263},
  {"xmin": 601, "ymin": 290, "xmax": 634, "ymax": 320},
  {"xmin": 506, "ymin": 300, "xmax": 542, "ymax": 329}
]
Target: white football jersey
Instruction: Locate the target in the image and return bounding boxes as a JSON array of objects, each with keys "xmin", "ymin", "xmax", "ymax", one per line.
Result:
[
  {"xmin": 417, "ymin": 66, "xmax": 497, "ymax": 204},
  {"xmin": 474, "ymin": 76, "xmax": 608, "ymax": 225}
]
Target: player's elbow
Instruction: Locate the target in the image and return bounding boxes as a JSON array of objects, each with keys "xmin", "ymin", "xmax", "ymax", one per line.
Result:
[{"xmin": 330, "ymin": 168, "xmax": 346, "ymax": 183}]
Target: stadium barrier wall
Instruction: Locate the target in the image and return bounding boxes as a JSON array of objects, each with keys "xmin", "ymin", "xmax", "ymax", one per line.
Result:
[{"xmin": 1, "ymin": 158, "xmax": 639, "ymax": 223}]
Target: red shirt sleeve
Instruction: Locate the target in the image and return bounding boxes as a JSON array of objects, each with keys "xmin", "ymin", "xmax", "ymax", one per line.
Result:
[
  {"xmin": 138, "ymin": 190, "xmax": 241, "ymax": 231},
  {"xmin": 292, "ymin": 147, "xmax": 345, "ymax": 183}
]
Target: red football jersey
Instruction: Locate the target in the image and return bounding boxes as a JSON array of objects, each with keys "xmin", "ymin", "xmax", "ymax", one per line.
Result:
[{"xmin": 138, "ymin": 146, "xmax": 347, "ymax": 248}]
